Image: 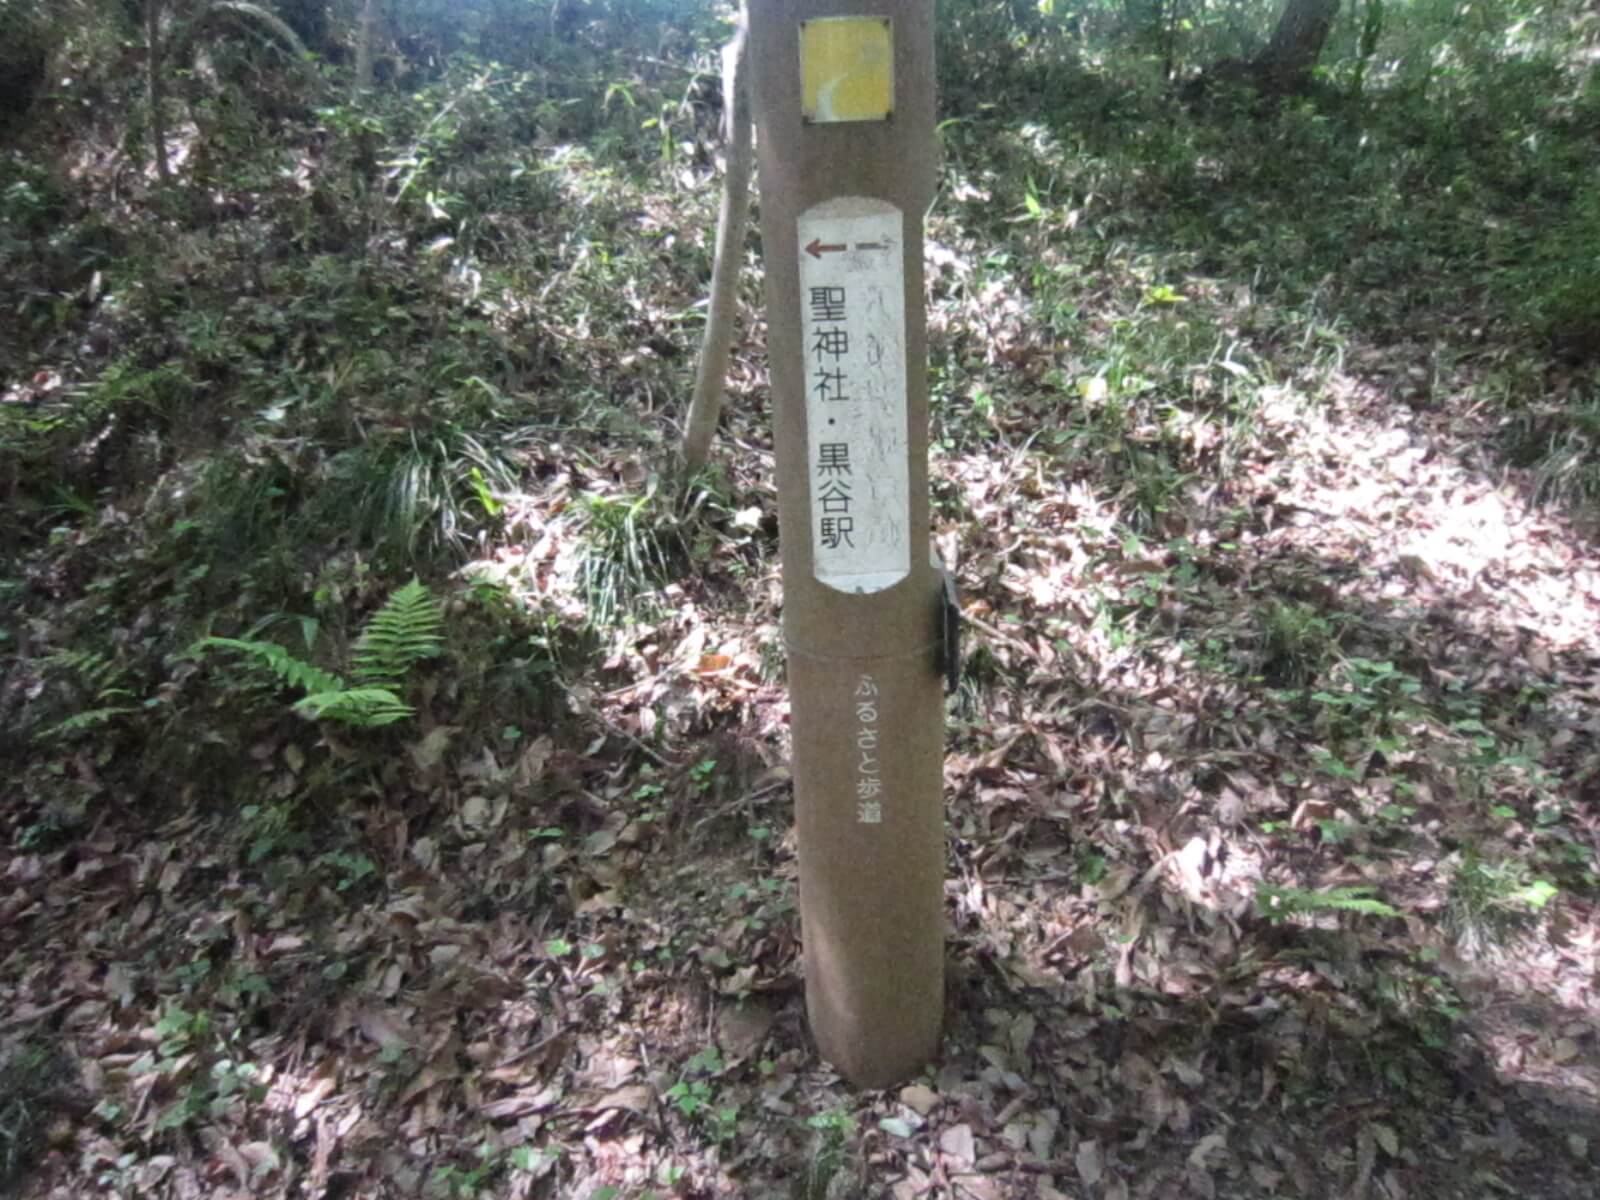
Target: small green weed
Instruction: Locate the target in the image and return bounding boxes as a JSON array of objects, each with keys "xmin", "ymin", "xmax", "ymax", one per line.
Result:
[
  {"xmin": 1505, "ymin": 396, "xmax": 1600, "ymax": 514},
  {"xmin": 429, "ymin": 1140, "xmax": 502, "ymax": 1198},
  {"xmin": 1372, "ymin": 954, "xmax": 1467, "ymax": 1052},
  {"xmin": 688, "ymin": 757, "xmax": 717, "ymax": 794},
  {"xmin": 665, "ymin": 1047, "xmax": 740, "ymax": 1144},
  {"xmin": 427, "ymin": 1136, "xmax": 567, "ymax": 1195},
  {"xmin": 319, "ymin": 850, "xmax": 380, "ymax": 894},
  {"xmin": 725, "ymin": 876, "xmax": 794, "ymax": 941},
  {"xmin": 797, "ymin": 1107, "xmax": 860, "ymax": 1199},
  {"xmin": 239, "ymin": 801, "xmax": 301, "ymax": 864},
  {"xmin": 1310, "ymin": 657, "xmax": 1424, "ymax": 744},
  {"xmin": 128, "ymin": 1005, "xmax": 266, "ymax": 1136}
]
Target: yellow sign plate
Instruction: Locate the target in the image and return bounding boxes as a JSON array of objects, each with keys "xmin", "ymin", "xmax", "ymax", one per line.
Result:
[{"xmin": 800, "ymin": 17, "xmax": 893, "ymax": 123}]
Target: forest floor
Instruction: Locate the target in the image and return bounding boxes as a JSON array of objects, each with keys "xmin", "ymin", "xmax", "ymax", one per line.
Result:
[{"xmin": 3, "ymin": 13, "xmax": 1600, "ymax": 1200}]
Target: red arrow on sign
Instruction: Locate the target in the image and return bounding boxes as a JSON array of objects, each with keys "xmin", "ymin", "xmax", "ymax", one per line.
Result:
[{"xmin": 805, "ymin": 237, "xmax": 847, "ymax": 259}]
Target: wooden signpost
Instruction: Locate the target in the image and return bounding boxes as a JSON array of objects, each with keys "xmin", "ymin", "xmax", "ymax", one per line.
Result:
[{"xmin": 748, "ymin": 0, "xmax": 947, "ymax": 1088}]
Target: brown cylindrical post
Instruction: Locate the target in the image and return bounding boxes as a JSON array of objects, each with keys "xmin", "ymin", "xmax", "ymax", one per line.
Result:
[{"xmin": 748, "ymin": 0, "xmax": 945, "ymax": 1088}]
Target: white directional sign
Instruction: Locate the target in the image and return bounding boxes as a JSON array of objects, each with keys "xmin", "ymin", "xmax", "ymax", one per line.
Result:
[{"xmin": 798, "ymin": 197, "xmax": 910, "ymax": 594}]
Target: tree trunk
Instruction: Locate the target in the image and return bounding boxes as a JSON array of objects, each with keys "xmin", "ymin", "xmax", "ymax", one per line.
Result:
[
  {"xmin": 146, "ymin": 0, "xmax": 170, "ymax": 182},
  {"xmin": 277, "ymin": 0, "xmax": 329, "ymax": 52},
  {"xmin": 0, "ymin": 7, "xmax": 49, "ymax": 134},
  {"xmin": 354, "ymin": 0, "xmax": 376, "ymax": 92},
  {"xmin": 680, "ymin": 14, "xmax": 752, "ymax": 476},
  {"xmin": 1255, "ymin": 0, "xmax": 1340, "ymax": 92}
]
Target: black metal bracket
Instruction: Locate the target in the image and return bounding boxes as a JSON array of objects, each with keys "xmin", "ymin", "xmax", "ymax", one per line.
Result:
[{"xmin": 937, "ymin": 566, "xmax": 961, "ymax": 696}]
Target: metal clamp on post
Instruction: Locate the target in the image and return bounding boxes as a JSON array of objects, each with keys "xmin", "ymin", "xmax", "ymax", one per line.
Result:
[{"xmin": 938, "ymin": 565, "xmax": 961, "ymax": 696}]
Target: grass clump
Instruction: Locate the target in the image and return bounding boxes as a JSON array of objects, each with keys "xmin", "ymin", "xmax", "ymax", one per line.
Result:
[
  {"xmin": 1503, "ymin": 396, "xmax": 1600, "ymax": 513},
  {"xmin": 1446, "ymin": 849, "xmax": 1559, "ymax": 957},
  {"xmin": 1259, "ymin": 599, "xmax": 1339, "ymax": 687},
  {"xmin": 0, "ymin": 1040, "xmax": 78, "ymax": 1194},
  {"xmin": 573, "ymin": 483, "xmax": 687, "ymax": 628},
  {"xmin": 320, "ymin": 428, "xmax": 518, "ymax": 563}
]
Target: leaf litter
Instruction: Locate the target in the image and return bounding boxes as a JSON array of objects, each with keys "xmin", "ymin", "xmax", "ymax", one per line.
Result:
[{"xmin": 4, "ymin": 46, "xmax": 1600, "ymax": 1200}]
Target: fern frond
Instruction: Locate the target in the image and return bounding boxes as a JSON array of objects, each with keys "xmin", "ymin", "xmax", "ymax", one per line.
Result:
[
  {"xmin": 194, "ymin": 637, "xmax": 346, "ymax": 697},
  {"xmin": 351, "ymin": 579, "xmax": 443, "ymax": 685},
  {"xmin": 44, "ymin": 648, "xmax": 124, "ymax": 693},
  {"xmin": 295, "ymin": 688, "xmax": 413, "ymax": 726},
  {"xmin": 194, "ymin": 584, "xmax": 438, "ymax": 730},
  {"xmin": 36, "ymin": 705, "xmax": 138, "ymax": 742},
  {"xmin": 1256, "ymin": 883, "xmax": 1400, "ymax": 924},
  {"xmin": 1314, "ymin": 886, "xmax": 1402, "ymax": 917}
]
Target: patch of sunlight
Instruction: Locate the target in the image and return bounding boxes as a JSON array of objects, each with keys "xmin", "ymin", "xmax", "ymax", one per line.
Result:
[{"xmin": 1270, "ymin": 370, "xmax": 1600, "ymax": 653}]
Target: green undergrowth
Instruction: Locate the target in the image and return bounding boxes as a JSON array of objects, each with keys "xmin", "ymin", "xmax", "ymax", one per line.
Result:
[
  {"xmin": 5, "ymin": 1, "xmax": 1591, "ymax": 912},
  {"xmin": 0, "ymin": 1039, "xmax": 78, "ymax": 1193},
  {"xmin": 0, "ymin": 3, "xmax": 744, "ymax": 856},
  {"xmin": 931, "ymin": 4, "xmax": 1600, "ymax": 530},
  {"xmin": 193, "ymin": 576, "xmax": 444, "ymax": 727}
]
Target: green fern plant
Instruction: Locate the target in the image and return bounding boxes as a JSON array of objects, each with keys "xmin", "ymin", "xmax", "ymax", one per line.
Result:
[
  {"xmin": 1255, "ymin": 883, "xmax": 1400, "ymax": 925},
  {"xmin": 194, "ymin": 579, "xmax": 442, "ymax": 728},
  {"xmin": 351, "ymin": 578, "xmax": 443, "ymax": 684},
  {"xmin": 35, "ymin": 649, "xmax": 139, "ymax": 743},
  {"xmin": 195, "ymin": 638, "xmax": 345, "ymax": 697}
]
